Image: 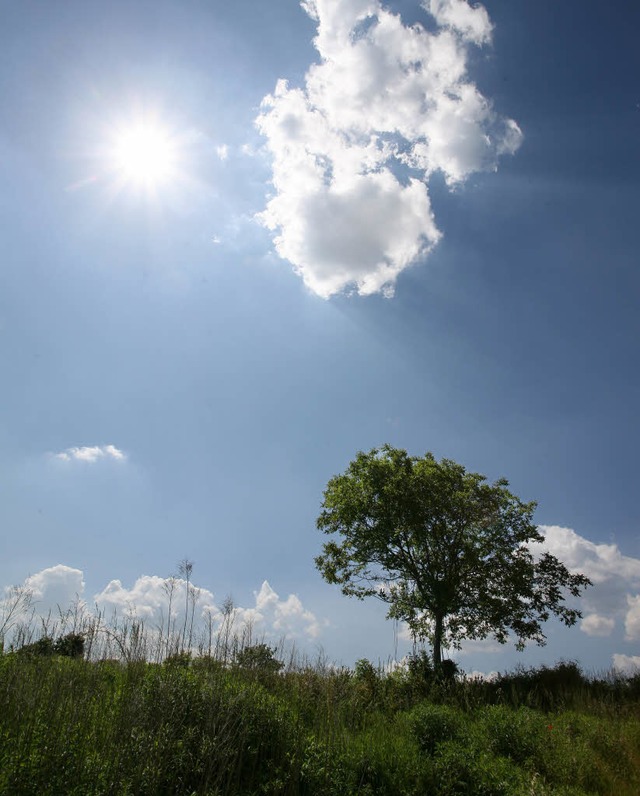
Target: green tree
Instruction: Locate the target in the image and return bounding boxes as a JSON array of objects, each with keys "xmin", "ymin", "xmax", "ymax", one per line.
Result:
[
  {"xmin": 315, "ymin": 445, "xmax": 591, "ymax": 666},
  {"xmin": 234, "ymin": 643, "xmax": 284, "ymax": 673}
]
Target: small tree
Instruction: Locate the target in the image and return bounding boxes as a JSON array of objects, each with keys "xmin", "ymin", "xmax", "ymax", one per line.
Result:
[
  {"xmin": 315, "ymin": 445, "xmax": 591, "ymax": 666},
  {"xmin": 234, "ymin": 643, "xmax": 284, "ymax": 674}
]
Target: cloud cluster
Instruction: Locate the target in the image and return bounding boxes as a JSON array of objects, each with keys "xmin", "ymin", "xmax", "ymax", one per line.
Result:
[
  {"xmin": 53, "ymin": 445, "xmax": 126, "ymax": 464},
  {"xmin": 95, "ymin": 576, "xmax": 323, "ymax": 641},
  {"xmin": 6, "ymin": 526, "xmax": 638, "ymax": 669},
  {"xmin": 8, "ymin": 565, "xmax": 323, "ymax": 647},
  {"xmin": 94, "ymin": 574, "xmax": 216, "ymax": 622},
  {"xmin": 535, "ymin": 525, "xmax": 640, "ymax": 643},
  {"xmin": 256, "ymin": 0, "xmax": 521, "ymax": 297}
]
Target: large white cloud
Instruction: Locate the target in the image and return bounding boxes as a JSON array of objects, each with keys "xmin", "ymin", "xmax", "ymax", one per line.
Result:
[
  {"xmin": 537, "ymin": 526, "xmax": 640, "ymax": 586},
  {"xmin": 580, "ymin": 613, "xmax": 615, "ymax": 638},
  {"xmin": 94, "ymin": 574, "xmax": 215, "ymax": 623},
  {"xmin": 0, "ymin": 565, "xmax": 86, "ymax": 642},
  {"xmin": 256, "ymin": 0, "xmax": 521, "ymax": 298}
]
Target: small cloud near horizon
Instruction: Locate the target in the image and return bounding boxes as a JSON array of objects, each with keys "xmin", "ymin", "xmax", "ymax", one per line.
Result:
[{"xmin": 2, "ymin": 566, "xmax": 325, "ymax": 646}]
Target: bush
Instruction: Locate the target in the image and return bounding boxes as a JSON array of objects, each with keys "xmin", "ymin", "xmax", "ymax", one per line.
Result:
[
  {"xmin": 234, "ymin": 643, "xmax": 284, "ymax": 674},
  {"xmin": 410, "ymin": 703, "xmax": 466, "ymax": 754},
  {"xmin": 430, "ymin": 740, "xmax": 525, "ymax": 796},
  {"xmin": 479, "ymin": 704, "xmax": 546, "ymax": 765},
  {"xmin": 16, "ymin": 633, "xmax": 85, "ymax": 659}
]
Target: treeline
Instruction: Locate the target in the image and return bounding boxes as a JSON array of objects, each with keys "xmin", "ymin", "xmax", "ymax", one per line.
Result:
[{"xmin": 1, "ymin": 636, "xmax": 640, "ymax": 795}]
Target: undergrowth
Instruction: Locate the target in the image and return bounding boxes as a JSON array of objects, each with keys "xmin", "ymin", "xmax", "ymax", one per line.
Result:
[{"xmin": 1, "ymin": 628, "xmax": 639, "ymax": 795}]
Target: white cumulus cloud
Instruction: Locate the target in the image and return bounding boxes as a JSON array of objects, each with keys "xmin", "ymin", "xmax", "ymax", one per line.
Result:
[
  {"xmin": 53, "ymin": 445, "xmax": 126, "ymax": 464},
  {"xmin": 94, "ymin": 576, "xmax": 324, "ymax": 641},
  {"xmin": 581, "ymin": 613, "xmax": 615, "ymax": 637},
  {"xmin": 94, "ymin": 575, "xmax": 215, "ymax": 622},
  {"xmin": 256, "ymin": 0, "xmax": 521, "ymax": 298},
  {"xmin": 425, "ymin": 0, "xmax": 493, "ymax": 46},
  {"xmin": 624, "ymin": 594, "xmax": 640, "ymax": 641},
  {"xmin": 9, "ymin": 566, "xmax": 324, "ymax": 646},
  {"xmin": 612, "ymin": 654, "xmax": 640, "ymax": 674},
  {"xmin": 24, "ymin": 564, "xmax": 86, "ymax": 614},
  {"xmin": 537, "ymin": 526, "xmax": 640, "ymax": 585},
  {"xmin": 257, "ymin": 581, "xmax": 324, "ymax": 639},
  {"xmin": 535, "ymin": 525, "xmax": 640, "ymax": 640}
]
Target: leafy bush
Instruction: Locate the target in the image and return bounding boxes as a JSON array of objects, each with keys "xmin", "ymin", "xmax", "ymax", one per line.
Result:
[
  {"xmin": 479, "ymin": 704, "xmax": 546, "ymax": 764},
  {"xmin": 409, "ymin": 703, "xmax": 466, "ymax": 754},
  {"xmin": 16, "ymin": 632, "xmax": 85, "ymax": 659},
  {"xmin": 234, "ymin": 642, "xmax": 284, "ymax": 673},
  {"xmin": 430, "ymin": 740, "xmax": 525, "ymax": 796}
]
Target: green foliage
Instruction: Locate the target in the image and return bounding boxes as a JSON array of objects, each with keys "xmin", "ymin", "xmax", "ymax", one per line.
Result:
[
  {"xmin": 53, "ymin": 633, "xmax": 85, "ymax": 659},
  {"xmin": 316, "ymin": 445, "xmax": 591, "ymax": 664},
  {"xmin": 478, "ymin": 661, "xmax": 594, "ymax": 711},
  {"xmin": 0, "ymin": 653, "xmax": 298, "ymax": 795},
  {"xmin": 410, "ymin": 703, "xmax": 467, "ymax": 754},
  {"xmin": 0, "ymin": 649, "xmax": 639, "ymax": 796},
  {"xmin": 16, "ymin": 632, "xmax": 85, "ymax": 659},
  {"xmin": 429, "ymin": 740, "xmax": 525, "ymax": 796},
  {"xmin": 354, "ymin": 658, "xmax": 378, "ymax": 682},
  {"xmin": 163, "ymin": 650, "xmax": 193, "ymax": 667},
  {"xmin": 234, "ymin": 643, "xmax": 284, "ymax": 674},
  {"xmin": 479, "ymin": 705, "xmax": 547, "ymax": 764}
]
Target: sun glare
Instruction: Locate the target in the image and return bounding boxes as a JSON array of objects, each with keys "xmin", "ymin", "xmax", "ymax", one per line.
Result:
[{"xmin": 111, "ymin": 121, "xmax": 178, "ymax": 189}]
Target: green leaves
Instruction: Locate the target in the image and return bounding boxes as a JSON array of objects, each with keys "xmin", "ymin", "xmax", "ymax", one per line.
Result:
[{"xmin": 315, "ymin": 445, "xmax": 591, "ymax": 664}]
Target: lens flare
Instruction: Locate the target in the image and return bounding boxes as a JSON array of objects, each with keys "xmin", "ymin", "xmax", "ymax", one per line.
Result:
[{"xmin": 111, "ymin": 122, "xmax": 178, "ymax": 188}]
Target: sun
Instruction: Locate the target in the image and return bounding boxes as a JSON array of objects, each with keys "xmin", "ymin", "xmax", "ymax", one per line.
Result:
[{"xmin": 110, "ymin": 120, "xmax": 178, "ymax": 190}]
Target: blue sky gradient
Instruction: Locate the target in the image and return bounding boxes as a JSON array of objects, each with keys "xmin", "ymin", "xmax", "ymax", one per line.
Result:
[{"xmin": 2, "ymin": 0, "xmax": 639, "ymax": 673}]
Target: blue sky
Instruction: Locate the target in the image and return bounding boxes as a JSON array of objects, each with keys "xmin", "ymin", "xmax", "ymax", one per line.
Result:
[{"xmin": 2, "ymin": 0, "xmax": 639, "ymax": 674}]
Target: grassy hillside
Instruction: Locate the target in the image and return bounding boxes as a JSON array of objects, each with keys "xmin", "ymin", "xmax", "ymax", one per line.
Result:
[{"xmin": 1, "ymin": 638, "xmax": 639, "ymax": 796}]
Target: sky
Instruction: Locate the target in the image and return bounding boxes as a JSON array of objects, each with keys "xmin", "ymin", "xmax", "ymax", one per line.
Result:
[{"xmin": 1, "ymin": 0, "xmax": 639, "ymax": 675}]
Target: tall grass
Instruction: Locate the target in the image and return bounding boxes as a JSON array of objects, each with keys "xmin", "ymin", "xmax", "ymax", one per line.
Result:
[{"xmin": 1, "ymin": 604, "xmax": 639, "ymax": 795}]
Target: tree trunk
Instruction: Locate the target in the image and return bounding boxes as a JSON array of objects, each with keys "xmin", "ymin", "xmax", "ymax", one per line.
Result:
[{"xmin": 433, "ymin": 613, "xmax": 443, "ymax": 667}]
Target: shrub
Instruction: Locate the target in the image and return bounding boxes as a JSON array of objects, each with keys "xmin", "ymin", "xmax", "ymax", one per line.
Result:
[
  {"xmin": 479, "ymin": 704, "xmax": 545, "ymax": 765},
  {"xmin": 234, "ymin": 643, "xmax": 284, "ymax": 673},
  {"xmin": 410, "ymin": 703, "xmax": 466, "ymax": 754},
  {"xmin": 16, "ymin": 632, "xmax": 85, "ymax": 659},
  {"xmin": 53, "ymin": 633, "xmax": 85, "ymax": 659},
  {"xmin": 354, "ymin": 658, "xmax": 378, "ymax": 683},
  {"xmin": 430, "ymin": 740, "xmax": 525, "ymax": 796}
]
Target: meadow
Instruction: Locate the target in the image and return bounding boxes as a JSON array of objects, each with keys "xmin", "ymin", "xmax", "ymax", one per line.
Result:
[{"xmin": 1, "ymin": 611, "xmax": 639, "ymax": 796}]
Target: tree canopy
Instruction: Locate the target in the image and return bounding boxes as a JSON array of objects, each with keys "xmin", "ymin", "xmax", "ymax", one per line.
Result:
[{"xmin": 315, "ymin": 445, "xmax": 591, "ymax": 665}]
